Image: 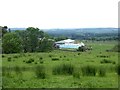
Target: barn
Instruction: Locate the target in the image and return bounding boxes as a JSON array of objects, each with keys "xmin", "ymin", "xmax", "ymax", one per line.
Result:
[{"xmin": 54, "ymin": 39, "xmax": 85, "ymax": 49}]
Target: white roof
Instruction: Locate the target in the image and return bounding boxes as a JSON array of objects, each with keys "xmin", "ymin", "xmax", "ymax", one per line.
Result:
[{"xmin": 55, "ymin": 39, "xmax": 75, "ymax": 44}]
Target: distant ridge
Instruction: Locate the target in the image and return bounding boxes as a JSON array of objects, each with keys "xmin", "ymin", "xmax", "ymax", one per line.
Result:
[
  {"xmin": 10, "ymin": 28, "xmax": 26, "ymax": 31},
  {"xmin": 10, "ymin": 28, "xmax": 118, "ymax": 34}
]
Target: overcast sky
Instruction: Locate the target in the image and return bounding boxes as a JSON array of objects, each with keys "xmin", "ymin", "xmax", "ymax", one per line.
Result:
[{"xmin": 0, "ymin": 0, "xmax": 119, "ymax": 29}]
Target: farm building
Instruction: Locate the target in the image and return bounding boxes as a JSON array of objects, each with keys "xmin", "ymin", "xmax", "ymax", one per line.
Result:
[{"xmin": 54, "ymin": 39, "xmax": 85, "ymax": 49}]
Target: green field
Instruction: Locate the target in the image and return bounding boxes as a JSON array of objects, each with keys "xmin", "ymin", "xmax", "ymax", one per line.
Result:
[{"xmin": 2, "ymin": 41, "xmax": 119, "ymax": 88}]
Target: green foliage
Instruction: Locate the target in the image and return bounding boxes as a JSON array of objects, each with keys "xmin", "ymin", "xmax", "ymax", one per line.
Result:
[
  {"xmin": 35, "ymin": 65, "xmax": 46, "ymax": 79},
  {"xmin": 2, "ymin": 33, "xmax": 22, "ymax": 54},
  {"xmin": 51, "ymin": 57, "xmax": 59, "ymax": 61},
  {"xmin": 26, "ymin": 58, "xmax": 34, "ymax": 63},
  {"xmin": 7, "ymin": 57, "xmax": 11, "ymax": 62},
  {"xmin": 38, "ymin": 38, "xmax": 54, "ymax": 52},
  {"xmin": 52, "ymin": 63, "xmax": 74, "ymax": 75},
  {"xmin": 1, "ymin": 26, "xmax": 8, "ymax": 37},
  {"xmin": 100, "ymin": 59, "xmax": 112, "ymax": 64},
  {"xmin": 77, "ymin": 46, "xmax": 87, "ymax": 52},
  {"xmin": 81, "ymin": 65, "xmax": 97, "ymax": 76}
]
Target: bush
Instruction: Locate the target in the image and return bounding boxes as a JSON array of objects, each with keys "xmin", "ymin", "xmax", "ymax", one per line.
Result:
[
  {"xmin": 112, "ymin": 61, "xmax": 116, "ymax": 64},
  {"xmin": 39, "ymin": 57, "xmax": 43, "ymax": 60},
  {"xmin": 7, "ymin": 57, "xmax": 11, "ymax": 62},
  {"xmin": 52, "ymin": 63, "xmax": 74, "ymax": 75},
  {"xmin": 77, "ymin": 46, "xmax": 87, "ymax": 52},
  {"xmin": 60, "ymin": 56, "xmax": 62, "ymax": 58},
  {"xmin": 13, "ymin": 55, "xmax": 19, "ymax": 58},
  {"xmin": 35, "ymin": 62, "xmax": 38, "ymax": 64},
  {"xmin": 2, "ymin": 55, "xmax": 5, "ymax": 58},
  {"xmin": 23, "ymin": 60, "xmax": 25, "ymax": 62},
  {"xmin": 35, "ymin": 65, "xmax": 46, "ymax": 79},
  {"xmin": 98, "ymin": 67, "xmax": 106, "ymax": 77},
  {"xmin": 52, "ymin": 57, "xmax": 59, "ymax": 61},
  {"xmin": 78, "ymin": 53, "xmax": 81, "ymax": 55},
  {"xmin": 100, "ymin": 59, "xmax": 112, "ymax": 64},
  {"xmin": 49, "ymin": 54, "xmax": 52, "ymax": 58},
  {"xmin": 81, "ymin": 65, "xmax": 97, "ymax": 76},
  {"xmin": 26, "ymin": 58, "xmax": 34, "ymax": 63}
]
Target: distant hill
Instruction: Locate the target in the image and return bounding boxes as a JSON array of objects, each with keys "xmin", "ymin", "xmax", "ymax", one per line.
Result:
[
  {"xmin": 10, "ymin": 28, "xmax": 26, "ymax": 31},
  {"xmin": 44, "ymin": 28, "xmax": 118, "ymax": 34}
]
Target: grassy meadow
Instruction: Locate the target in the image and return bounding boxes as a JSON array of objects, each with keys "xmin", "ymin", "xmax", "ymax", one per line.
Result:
[{"xmin": 2, "ymin": 40, "xmax": 119, "ymax": 88}]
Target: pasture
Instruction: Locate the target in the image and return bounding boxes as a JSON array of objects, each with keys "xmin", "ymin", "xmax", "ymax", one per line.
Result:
[{"xmin": 2, "ymin": 41, "xmax": 119, "ymax": 88}]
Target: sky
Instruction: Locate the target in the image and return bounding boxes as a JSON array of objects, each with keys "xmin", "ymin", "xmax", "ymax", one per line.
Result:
[{"xmin": 0, "ymin": 0, "xmax": 119, "ymax": 29}]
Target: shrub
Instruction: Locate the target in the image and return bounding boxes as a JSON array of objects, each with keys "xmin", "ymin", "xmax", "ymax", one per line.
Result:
[
  {"xmin": 40, "ymin": 61, "xmax": 44, "ymax": 64},
  {"xmin": 100, "ymin": 59, "xmax": 112, "ymax": 64},
  {"xmin": 7, "ymin": 57, "xmax": 11, "ymax": 62},
  {"xmin": 77, "ymin": 46, "xmax": 87, "ymax": 52},
  {"xmin": 52, "ymin": 57, "xmax": 59, "ymax": 61},
  {"xmin": 60, "ymin": 56, "xmax": 62, "ymax": 58},
  {"xmin": 81, "ymin": 65, "xmax": 97, "ymax": 76},
  {"xmin": 49, "ymin": 54, "xmax": 52, "ymax": 58},
  {"xmin": 35, "ymin": 62, "xmax": 38, "ymax": 64},
  {"xmin": 98, "ymin": 67, "xmax": 106, "ymax": 77},
  {"xmin": 26, "ymin": 58, "xmax": 34, "ymax": 63},
  {"xmin": 23, "ymin": 60, "xmax": 25, "ymax": 62},
  {"xmin": 78, "ymin": 53, "xmax": 81, "ymax": 55},
  {"xmin": 112, "ymin": 61, "xmax": 116, "ymax": 64},
  {"xmin": 64, "ymin": 55, "xmax": 66, "ymax": 58},
  {"xmin": 52, "ymin": 63, "xmax": 74, "ymax": 75},
  {"xmin": 13, "ymin": 55, "xmax": 19, "ymax": 58},
  {"xmin": 2, "ymin": 55, "xmax": 5, "ymax": 58},
  {"xmin": 39, "ymin": 57, "xmax": 43, "ymax": 60},
  {"xmin": 35, "ymin": 65, "xmax": 46, "ymax": 79}
]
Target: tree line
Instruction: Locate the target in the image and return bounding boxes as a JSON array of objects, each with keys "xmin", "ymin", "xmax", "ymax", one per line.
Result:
[{"xmin": 0, "ymin": 26, "xmax": 54, "ymax": 54}]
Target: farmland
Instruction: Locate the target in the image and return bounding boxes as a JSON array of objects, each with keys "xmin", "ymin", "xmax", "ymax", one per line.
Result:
[{"xmin": 2, "ymin": 40, "xmax": 119, "ymax": 88}]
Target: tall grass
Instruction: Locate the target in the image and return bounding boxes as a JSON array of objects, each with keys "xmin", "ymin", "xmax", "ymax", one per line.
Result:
[
  {"xmin": 81, "ymin": 65, "xmax": 97, "ymax": 76},
  {"xmin": 98, "ymin": 67, "xmax": 106, "ymax": 77},
  {"xmin": 14, "ymin": 66, "xmax": 22, "ymax": 75},
  {"xmin": 117, "ymin": 65, "xmax": 120, "ymax": 75},
  {"xmin": 52, "ymin": 63, "xmax": 74, "ymax": 75},
  {"xmin": 35, "ymin": 65, "xmax": 46, "ymax": 79}
]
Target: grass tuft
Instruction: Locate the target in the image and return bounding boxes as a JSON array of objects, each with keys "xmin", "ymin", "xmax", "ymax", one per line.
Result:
[{"xmin": 52, "ymin": 63, "xmax": 74, "ymax": 75}]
